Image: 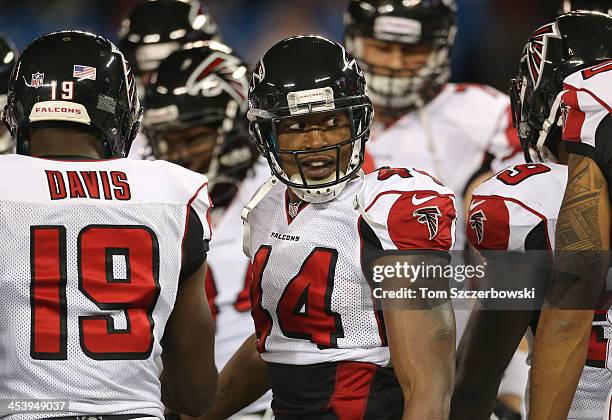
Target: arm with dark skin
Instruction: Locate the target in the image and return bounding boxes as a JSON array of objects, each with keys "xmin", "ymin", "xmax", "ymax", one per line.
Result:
[
  {"xmin": 379, "ymin": 254, "xmax": 456, "ymax": 420},
  {"xmin": 161, "ymin": 261, "xmax": 218, "ymax": 416},
  {"xmin": 453, "ymin": 169, "xmax": 543, "ymax": 419},
  {"xmin": 529, "ymin": 154, "xmax": 610, "ymax": 419},
  {"xmin": 181, "ymin": 333, "xmax": 270, "ymax": 420},
  {"xmin": 451, "ymin": 284, "xmax": 535, "ymax": 419}
]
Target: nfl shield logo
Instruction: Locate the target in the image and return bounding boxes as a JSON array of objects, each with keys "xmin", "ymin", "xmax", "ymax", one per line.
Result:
[{"xmin": 31, "ymin": 72, "xmax": 44, "ymax": 88}]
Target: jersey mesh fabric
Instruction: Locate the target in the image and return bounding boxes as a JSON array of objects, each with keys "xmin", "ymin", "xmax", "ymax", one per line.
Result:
[
  {"xmin": 0, "ymin": 201, "xmax": 182, "ymax": 419},
  {"xmin": 570, "ymin": 366, "xmax": 612, "ymax": 419},
  {"xmin": 248, "ymin": 179, "xmax": 389, "ymax": 366},
  {"xmin": 246, "ymin": 170, "xmax": 456, "ymax": 366},
  {"xmin": 0, "ymin": 155, "xmax": 210, "ymax": 420}
]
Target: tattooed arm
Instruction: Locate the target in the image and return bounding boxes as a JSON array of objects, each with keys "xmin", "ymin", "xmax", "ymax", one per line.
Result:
[
  {"xmin": 529, "ymin": 154, "xmax": 610, "ymax": 419},
  {"xmin": 181, "ymin": 334, "xmax": 270, "ymax": 420}
]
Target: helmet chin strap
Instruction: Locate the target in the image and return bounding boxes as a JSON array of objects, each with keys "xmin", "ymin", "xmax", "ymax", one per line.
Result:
[
  {"xmin": 272, "ymin": 136, "xmax": 364, "ymax": 204},
  {"xmin": 288, "ymin": 172, "xmax": 348, "ymax": 204},
  {"xmin": 353, "ymin": 170, "xmax": 386, "ymax": 229},
  {"xmin": 241, "ymin": 176, "xmax": 279, "ymax": 258},
  {"xmin": 535, "ymin": 89, "xmax": 566, "ymax": 162}
]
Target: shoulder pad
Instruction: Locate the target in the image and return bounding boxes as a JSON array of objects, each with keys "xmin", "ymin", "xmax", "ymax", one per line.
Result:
[
  {"xmin": 467, "ymin": 163, "xmax": 566, "ymax": 252},
  {"xmin": 358, "ymin": 168, "xmax": 456, "ymax": 251}
]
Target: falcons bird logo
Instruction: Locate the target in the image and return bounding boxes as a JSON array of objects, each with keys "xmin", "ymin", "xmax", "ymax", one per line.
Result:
[
  {"xmin": 413, "ymin": 206, "xmax": 442, "ymax": 240},
  {"xmin": 469, "ymin": 210, "xmax": 487, "ymax": 245},
  {"xmin": 186, "ymin": 52, "xmax": 249, "ymax": 110},
  {"xmin": 522, "ymin": 21, "xmax": 561, "ymax": 89}
]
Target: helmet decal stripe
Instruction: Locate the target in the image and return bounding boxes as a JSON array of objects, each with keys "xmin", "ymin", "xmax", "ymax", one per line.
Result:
[{"xmin": 523, "ymin": 22, "xmax": 561, "ymax": 89}]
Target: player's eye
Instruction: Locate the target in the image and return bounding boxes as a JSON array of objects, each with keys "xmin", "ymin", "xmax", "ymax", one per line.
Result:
[
  {"xmin": 287, "ymin": 121, "xmax": 305, "ymax": 131},
  {"xmin": 375, "ymin": 44, "xmax": 391, "ymax": 53},
  {"xmin": 324, "ymin": 117, "xmax": 340, "ymax": 128}
]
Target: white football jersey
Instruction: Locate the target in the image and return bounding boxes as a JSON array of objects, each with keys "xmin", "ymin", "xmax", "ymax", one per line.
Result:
[
  {"xmin": 367, "ymin": 83, "xmax": 523, "ymax": 249},
  {"xmin": 244, "ymin": 168, "xmax": 456, "ymax": 366},
  {"xmin": 468, "ymin": 162, "xmax": 612, "ymax": 419},
  {"xmin": 206, "ymin": 159, "xmax": 272, "ymax": 415},
  {"xmin": 562, "ymin": 61, "xmax": 612, "ymax": 186},
  {"xmin": 468, "ymin": 163, "xmax": 567, "ymax": 252},
  {"xmin": 0, "ymin": 154, "xmax": 211, "ymax": 420}
]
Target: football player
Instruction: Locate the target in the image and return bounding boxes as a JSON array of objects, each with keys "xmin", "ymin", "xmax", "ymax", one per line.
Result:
[
  {"xmin": 0, "ymin": 34, "xmax": 17, "ymax": 154},
  {"xmin": 527, "ymin": 9, "xmax": 612, "ymax": 420},
  {"xmin": 344, "ymin": 1, "xmax": 528, "ymax": 409},
  {"xmin": 118, "ymin": 0, "xmax": 219, "ymax": 160},
  {"xmin": 344, "ymin": 0, "xmax": 523, "ymax": 250},
  {"xmin": 193, "ymin": 35, "xmax": 457, "ymax": 420},
  {"xmin": 0, "ymin": 31, "xmax": 217, "ymax": 417},
  {"xmin": 142, "ymin": 41, "xmax": 272, "ymax": 417},
  {"xmin": 452, "ymin": 12, "xmax": 612, "ymax": 420}
]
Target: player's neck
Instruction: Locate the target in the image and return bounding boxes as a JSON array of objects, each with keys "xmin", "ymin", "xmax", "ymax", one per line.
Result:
[
  {"xmin": 28, "ymin": 128, "xmax": 104, "ymax": 159},
  {"xmin": 558, "ymin": 142, "xmax": 570, "ymax": 165}
]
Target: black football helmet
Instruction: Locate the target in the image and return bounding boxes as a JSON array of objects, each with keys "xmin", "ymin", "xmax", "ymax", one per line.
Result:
[
  {"xmin": 509, "ymin": 12, "xmax": 612, "ymax": 162},
  {"xmin": 143, "ymin": 41, "xmax": 255, "ymax": 206},
  {"xmin": 560, "ymin": 0, "xmax": 612, "ymax": 14},
  {"xmin": 3, "ymin": 31, "xmax": 142, "ymax": 157},
  {"xmin": 344, "ymin": 0, "xmax": 456, "ymax": 114},
  {"xmin": 0, "ymin": 35, "xmax": 17, "ymax": 154},
  {"xmin": 119, "ymin": 0, "xmax": 219, "ymax": 80},
  {"xmin": 248, "ymin": 35, "xmax": 373, "ymax": 203}
]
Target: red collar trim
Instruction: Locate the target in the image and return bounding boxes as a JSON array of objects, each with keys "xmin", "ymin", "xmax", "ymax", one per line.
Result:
[{"xmin": 284, "ymin": 189, "xmax": 309, "ymax": 224}]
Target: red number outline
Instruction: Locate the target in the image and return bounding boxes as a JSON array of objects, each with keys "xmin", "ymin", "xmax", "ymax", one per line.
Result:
[
  {"xmin": 77, "ymin": 225, "xmax": 160, "ymax": 360},
  {"xmin": 377, "ymin": 167, "xmax": 413, "ymax": 181},
  {"xmin": 30, "ymin": 225, "xmax": 160, "ymax": 361},
  {"xmin": 496, "ymin": 164, "xmax": 551, "ymax": 186},
  {"xmin": 582, "ymin": 60, "xmax": 612, "ymax": 80},
  {"xmin": 251, "ymin": 246, "xmax": 274, "ymax": 352},
  {"xmin": 205, "ymin": 269, "xmax": 220, "ymax": 321},
  {"xmin": 250, "ymin": 245, "xmax": 345, "ymax": 352},
  {"xmin": 205, "ymin": 262, "xmax": 253, "ymax": 324},
  {"xmin": 234, "ymin": 261, "xmax": 253, "ymax": 313},
  {"xmin": 276, "ymin": 247, "xmax": 344, "ymax": 349},
  {"xmin": 30, "ymin": 226, "xmax": 68, "ymax": 360}
]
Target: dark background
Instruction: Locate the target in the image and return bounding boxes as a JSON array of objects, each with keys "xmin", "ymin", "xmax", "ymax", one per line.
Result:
[{"xmin": 0, "ymin": 0, "xmax": 562, "ymax": 93}]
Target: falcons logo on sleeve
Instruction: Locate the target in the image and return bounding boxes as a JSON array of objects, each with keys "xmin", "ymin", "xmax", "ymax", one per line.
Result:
[
  {"xmin": 469, "ymin": 210, "xmax": 487, "ymax": 244},
  {"xmin": 413, "ymin": 206, "xmax": 442, "ymax": 240}
]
